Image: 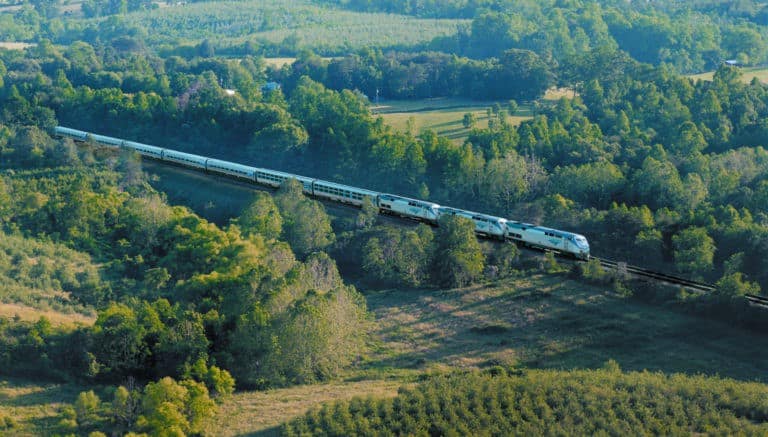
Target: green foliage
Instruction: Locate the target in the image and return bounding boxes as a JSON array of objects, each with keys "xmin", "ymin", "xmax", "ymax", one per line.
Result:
[
  {"xmin": 285, "ymin": 368, "xmax": 768, "ymax": 436},
  {"xmin": 137, "ymin": 377, "xmax": 216, "ymax": 436},
  {"xmin": 355, "ymin": 197, "xmax": 378, "ymax": 230},
  {"xmin": 487, "ymin": 242, "xmax": 521, "ymax": 279},
  {"xmin": 0, "ymin": 229, "xmax": 104, "ymax": 309},
  {"xmin": 269, "ymin": 286, "xmax": 368, "ymax": 384},
  {"xmin": 432, "ymin": 215, "xmax": 485, "ymax": 288},
  {"xmin": 577, "ymin": 257, "xmax": 607, "ymax": 283},
  {"xmin": 541, "ymin": 251, "xmax": 563, "ymax": 274},
  {"xmin": 74, "ymin": 390, "xmax": 101, "ymax": 428},
  {"xmin": 672, "ymin": 227, "xmax": 715, "ymax": 276},
  {"xmin": 715, "ymin": 272, "xmax": 761, "ymax": 298},
  {"xmin": 275, "ymin": 178, "xmax": 335, "ymax": 257},
  {"xmin": 361, "ymin": 225, "xmax": 434, "ymax": 287},
  {"xmin": 0, "ymin": 414, "xmax": 17, "ymax": 430},
  {"xmin": 238, "ymin": 192, "xmax": 283, "ymax": 238}
]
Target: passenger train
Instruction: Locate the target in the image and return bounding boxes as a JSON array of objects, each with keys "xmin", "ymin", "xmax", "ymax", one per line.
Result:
[{"xmin": 54, "ymin": 126, "xmax": 591, "ymax": 259}]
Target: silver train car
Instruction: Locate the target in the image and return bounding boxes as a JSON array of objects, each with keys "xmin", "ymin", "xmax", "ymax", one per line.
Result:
[
  {"xmin": 312, "ymin": 179, "xmax": 379, "ymax": 207},
  {"xmin": 438, "ymin": 207, "xmax": 507, "ymax": 240},
  {"xmin": 53, "ymin": 126, "xmax": 591, "ymax": 259},
  {"xmin": 378, "ymin": 194, "xmax": 440, "ymax": 223}
]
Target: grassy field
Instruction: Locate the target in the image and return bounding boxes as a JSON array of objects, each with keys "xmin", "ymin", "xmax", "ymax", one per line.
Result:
[
  {"xmin": 376, "ymin": 89, "xmax": 573, "ymax": 143},
  {"xmin": 211, "ymin": 380, "xmax": 404, "ymax": 436},
  {"xmin": 263, "ymin": 57, "xmax": 298, "ymax": 69},
  {"xmin": 0, "ymin": 378, "xmax": 87, "ymax": 436},
  {"xmin": 0, "ymin": 302, "xmax": 94, "ymax": 326},
  {"xmin": 376, "ymin": 97, "xmax": 530, "ymax": 142},
  {"xmin": 0, "ymin": 42, "xmax": 35, "ymax": 50},
  {"xmin": 359, "ymin": 272, "xmax": 768, "ymax": 382},
  {"xmin": 211, "ymin": 271, "xmax": 768, "ymax": 434},
  {"xmin": 688, "ymin": 66, "xmax": 768, "ymax": 83}
]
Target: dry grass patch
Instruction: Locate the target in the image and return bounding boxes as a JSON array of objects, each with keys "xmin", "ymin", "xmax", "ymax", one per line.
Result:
[
  {"xmin": 212, "ymin": 380, "xmax": 404, "ymax": 436},
  {"xmin": 0, "ymin": 303, "xmax": 95, "ymax": 327},
  {"xmin": 0, "ymin": 42, "xmax": 35, "ymax": 50},
  {"xmin": 376, "ymin": 97, "xmax": 531, "ymax": 143},
  {"xmin": 263, "ymin": 57, "xmax": 297, "ymax": 69}
]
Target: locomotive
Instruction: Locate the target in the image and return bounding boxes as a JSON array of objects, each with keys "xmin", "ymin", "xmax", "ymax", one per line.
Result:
[{"xmin": 54, "ymin": 126, "xmax": 590, "ymax": 260}]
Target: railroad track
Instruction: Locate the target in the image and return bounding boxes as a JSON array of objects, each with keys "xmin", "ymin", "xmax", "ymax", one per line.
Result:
[
  {"xmin": 149, "ymin": 162, "xmax": 768, "ymax": 309},
  {"xmin": 593, "ymin": 257, "xmax": 716, "ymax": 293},
  {"xmin": 746, "ymin": 294, "xmax": 768, "ymax": 309}
]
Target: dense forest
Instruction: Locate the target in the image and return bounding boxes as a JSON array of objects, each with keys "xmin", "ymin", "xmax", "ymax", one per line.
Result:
[
  {"xmin": 1, "ymin": 0, "xmax": 767, "ymax": 71},
  {"xmin": 1, "ymin": 0, "xmax": 768, "ymax": 434}
]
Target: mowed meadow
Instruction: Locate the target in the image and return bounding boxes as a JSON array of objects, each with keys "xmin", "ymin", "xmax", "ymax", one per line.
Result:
[
  {"xmin": 688, "ymin": 66, "xmax": 768, "ymax": 83},
  {"xmin": 375, "ymin": 88, "xmax": 575, "ymax": 142}
]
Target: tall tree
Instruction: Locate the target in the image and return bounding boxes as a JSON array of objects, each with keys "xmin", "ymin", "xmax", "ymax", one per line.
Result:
[{"xmin": 432, "ymin": 215, "xmax": 485, "ymax": 287}]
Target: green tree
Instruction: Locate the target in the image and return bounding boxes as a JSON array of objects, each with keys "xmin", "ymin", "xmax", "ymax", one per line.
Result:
[
  {"xmin": 714, "ymin": 272, "xmax": 760, "ymax": 298},
  {"xmin": 74, "ymin": 390, "xmax": 101, "ymax": 428},
  {"xmin": 672, "ymin": 227, "xmax": 715, "ymax": 276},
  {"xmin": 432, "ymin": 215, "xmax": 485, "ymax": 287},
  {"xmin": 91, "ymin": 303, "xmax": 149, "ymax": 378},
  {"xmin": 462, "ymin": 112, "xmax": 476, "ymax": 129},
  {"xmin": 271, "ymin": 286, "xmax": 368, "ymax": 384},
  {"xmin": 275, "ymin": 179, "xmax": 334, "ymax": 257},
  {"xmin": 137, "ymin": 377, "xmax": 216, "ymax": 436},
  {"xmin": 111, "ymin": 385, "xmax": 140, "ymax": 432},
  {"xmin": 355, "ymin": 197, "xmax": 378, "ymax": 230},
  {"xmin": 507, "ymin": 99, "xmax": 519, "ymax": 115},
  {"xmin": 239, "ymin": 192, "xmax": 283, "ymax": 238}
]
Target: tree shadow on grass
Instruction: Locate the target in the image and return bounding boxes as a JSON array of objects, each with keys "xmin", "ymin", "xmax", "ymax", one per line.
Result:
[{"xmin": 362, "ymin": 276, "xmax": 768, "ymax": 383}]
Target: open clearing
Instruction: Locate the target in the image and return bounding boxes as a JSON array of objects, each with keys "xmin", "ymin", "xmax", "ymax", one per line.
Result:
[
  {"xmin": 375, "ymin": 97, "xmax": 530, "ymax": 142},
  {"xmin": 211, "ymin": 380, "xmax": 404, "ymax": 436},
  {"xmin": 376, "ymin": 88, "xmax": 574, "ymax": 143},
  {"xmin": 688, "ymin": 66, "xmax": 768, "ymax": 83},
  {"xmin": 0, "ymin": 302, "xmax": 94, "ymax": 327},
  {"xmin": 0, "ymin": 378, "xmax": 86, "ymax": 436},
  {"xmin": 0, "ymin": 42, "xmax": 35, "ymax": 50},
  {"xmin": 359, "ymin": 273, "xmax": 768, "ymax": 382}
]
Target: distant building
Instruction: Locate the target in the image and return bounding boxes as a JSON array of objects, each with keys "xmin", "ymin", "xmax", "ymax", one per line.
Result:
[
  {"xmin": 262, "ymin": 82, "xmax": 281, "ymax": 93},
  {"xmin": 724, "ymin": 59, "xmax": 741, "ymax": 67}
]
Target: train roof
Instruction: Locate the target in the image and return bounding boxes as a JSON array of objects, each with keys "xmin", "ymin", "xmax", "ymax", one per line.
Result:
[
  {"xmin": 313, "ymin": 179, "xmax": 380, "ymax": 196},
  {"xmin": 440, "ymin": 207, "xmax": 507, "ymax": 222},
  {"xmin": 55, "ymin": 126, "xmax": 87, "ymax": 135},
  {"xmin": 379, "ymin": 193, "xmax": 440, "ymax": 207},
  {"xmin": 206, "ymin": 158, "xmax": 257, "ymax": 173},
  {"xmin": 123, "ymin": 140, "xmax": 164, "ymax": 152},
  {"xmin": 163, "ymin": 149, "xmax": 208, "ymax": 160},
  {"xmin": 254, "ymin": 168, "xmax": 314, "ymax": 182}
]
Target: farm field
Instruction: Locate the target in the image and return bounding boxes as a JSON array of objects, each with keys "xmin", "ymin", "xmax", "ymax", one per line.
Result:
[
  {"xmin": 688, "ymin": 66, "xmax": 768, "ymax": 83},
  {"xmin": 82, "ymin": 0, "xmax": 467, "ymax": 51},
  {"xmin": 376, "ymin": 88, "xmax": 574, "ymax": 142},
  {"xmin": 211, "ymin": 380, "xmax": 404, "ymax": 436},
  {"xmin": 375, "ymin": 97, "xmax": 530, "ymax": 142},
  {"xmin": 188, "ymin": 272, "xmax": 768, "ymax": 434}
]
